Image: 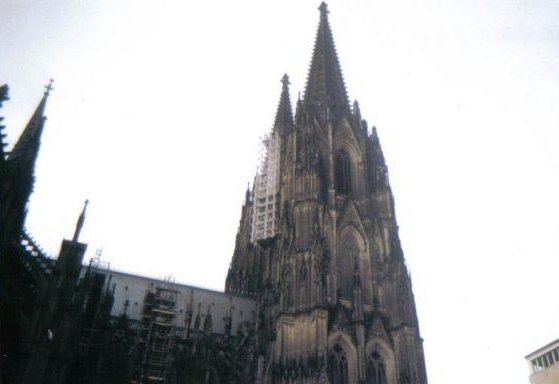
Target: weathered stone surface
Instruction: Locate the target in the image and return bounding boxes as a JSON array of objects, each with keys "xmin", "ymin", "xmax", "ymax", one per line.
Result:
[{"xmin": 1, "ymin": 3, "xmax": 428, "ymax": 384}]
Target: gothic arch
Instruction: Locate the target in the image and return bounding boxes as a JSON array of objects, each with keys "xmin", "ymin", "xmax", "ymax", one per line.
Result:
[
  {"xmin": 365, "ymin": 338, "xmax": 398, "ymax": 384},
  {"xmin": 337, "ymin": 225, "xmax": 373, "ymax": 303},
  {"xmin": 328, "ymin": 331, "xmax": 358, "ymax": 384},
  {"xmin": 337, "ymin": 200, "xmax": 366, "ymax": 235},
  {"xmin": 333, "ymin": 138, "xmax": 361, "ymax": 197},
  {"xmin": 333, "ymin": 118, "xmax": 361, "ymax": 156},
  {"xmin": 334, "ymin": 149, "xmax": 352, "ymax": 195}
]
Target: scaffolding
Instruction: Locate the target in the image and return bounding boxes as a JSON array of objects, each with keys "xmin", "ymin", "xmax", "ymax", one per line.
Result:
[
  {"xmin": 133, "ymin": 284, "xmax": 178, "ymax": 383},
  {"xmin": 251, "ymin": 131, "xmax": 281, "ymax": 242}
]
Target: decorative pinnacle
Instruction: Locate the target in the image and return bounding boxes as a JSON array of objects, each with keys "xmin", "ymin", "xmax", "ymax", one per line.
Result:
[
  {"xmin": 371, "ymin": 126, "xmax": 378, "ymax": 139},
  {"xmin": 273, "ymin": 73, "xmax": 294, "ymax": 132},
  {"xmin": 72, "ymin": 199, "xmax": 89, "ymax": 242},
  {"xmin": 44, "ymin": 79, "xmax": 54, "ymax": 96},
  {"xmin": 245, "ymin": 182, "xmax": 251, "ymax": 203},
  {"xmin": 281, "ymin": 73, "xmax": 290, "ymax": 87},
  {"xmin": 319, "ymin": 2, "xmax": 329, "ymax": 16}
]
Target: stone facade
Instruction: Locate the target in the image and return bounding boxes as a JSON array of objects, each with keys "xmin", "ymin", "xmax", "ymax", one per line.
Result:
[
  {"xmin": 91, "ymin": 268, "xmax": 255, "ymax": 335},
  {"xmin": 526, "ymin": 339, "xmax": 559, "ymax": 384},
  {"xmin": 225, "ymin": 3, "xmax": 428, "ymax": 383},
  {"xmin": 0, "ymin": 3, "xmax": 428, "ymax": 384}
]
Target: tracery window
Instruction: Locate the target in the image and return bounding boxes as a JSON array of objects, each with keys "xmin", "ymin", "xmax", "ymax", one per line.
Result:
[
  {"xmin": 367, "ymin": 350, "xmax": 387, "ymax": 384},
  {"xmin": 334, "ymin": 150, "xmax": 352, "ymax": 195},
  {"xmin": 328, "ymin": 343, "xmax": 349, "ymax": 384},
  {"xmin": 337, "ymin": 231, "xmax": 361, "ymax": 299},
  {"xmin": 338, "ymin": 235, "xmax": 359, "ymax": 299}
]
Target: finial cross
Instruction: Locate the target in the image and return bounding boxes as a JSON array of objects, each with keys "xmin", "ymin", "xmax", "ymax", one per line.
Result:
[{"xmin": 44, "ymin": 79, "xmax": 54, "ymax": 95}]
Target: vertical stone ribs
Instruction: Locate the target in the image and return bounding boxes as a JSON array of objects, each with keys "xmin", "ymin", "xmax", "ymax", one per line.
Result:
[{"xmin": 229, "ymin": 3, "xmax": 429, "ymax": 383}]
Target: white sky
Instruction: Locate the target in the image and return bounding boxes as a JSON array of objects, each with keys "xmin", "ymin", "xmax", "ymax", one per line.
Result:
[{"xmin": 2, "ymin": 1, "xmax": 559, "ymax": 383}]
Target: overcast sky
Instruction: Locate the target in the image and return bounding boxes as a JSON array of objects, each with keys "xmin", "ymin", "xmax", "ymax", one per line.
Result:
[{"xmin": 2, "ymin": 1, "xmax": 559, "ymax": 383}]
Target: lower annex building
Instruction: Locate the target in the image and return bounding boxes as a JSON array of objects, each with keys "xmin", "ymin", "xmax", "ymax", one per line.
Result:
[
  {"xmin": 0, "ymin": 3, "xmax": 428, "ymax": 384},
  {"xmin": 526, "ymin": 339, "xmax": 559, "ymax": 384}
]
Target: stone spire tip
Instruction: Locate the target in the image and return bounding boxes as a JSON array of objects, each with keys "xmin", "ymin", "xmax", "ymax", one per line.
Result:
[
  {"xmin": 72, "ymin": 199, "xmax": 89, "ymax": 242},
  {"xmin": 44, "ymin": 79, "xmax": 54, "ymax": 97},
  {"xmin": 319, "ymin": 2, "xmax": 329, "ymax": 16}
]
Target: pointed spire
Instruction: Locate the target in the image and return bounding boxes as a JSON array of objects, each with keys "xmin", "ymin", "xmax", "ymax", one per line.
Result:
[
  {"xmin": 0, "ymin": 85, "xmax": 10, "ymax": 163},
  {"xmin": 371, "ymin": 125, "xmax": 378, "ymax": 140},
  {"xmin": 303, "ymin": 3, "xmax": 349, "ymax": 114},
  {"xmin": 369, "ymin": 126, "xmax": 390, "ymax": 190},
  {"xmin": 273, "ymin": 74, "xmax": 294, "ymax": 133},
  {"xmin": 352, "ymin": 100, "xmax": 361, "ymax": 121},
  {"xmin": 370, "ymin": 126, "xmax": 386, "ymax": 166},
  {"xmin": 72, "ymin": 199, "xmax": 89, "ymax": 242},
  {"xmin": 2, "ymin": 81, "xmax": 53, "ymax": 237},
  {"xmin": 245, "ymin": 182, "xmax": 252, "ymax": 204},
  {"xmin": 9, "ymin": 79, "xmax": 53, "ymax": 164},
  {"xmin": 295, "ymin": 92, "xmax": 304, "ymax": 124}
]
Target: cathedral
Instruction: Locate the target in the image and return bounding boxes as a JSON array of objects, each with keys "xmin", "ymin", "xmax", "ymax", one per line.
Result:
[{"xmin": 0, "ymin": 3, "xmax": 428, "ymax": 384}]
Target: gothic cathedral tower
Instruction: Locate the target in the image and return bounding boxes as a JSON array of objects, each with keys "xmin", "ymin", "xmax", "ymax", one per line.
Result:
[{"xmin": 226, "ymin": 3, "xmax": 428, "ymax": 384}]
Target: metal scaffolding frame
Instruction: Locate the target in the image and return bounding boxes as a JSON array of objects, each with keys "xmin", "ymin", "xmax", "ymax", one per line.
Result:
[{"xmin": 132, "ymin": 284, "xmax": 178, "ymax": 384}]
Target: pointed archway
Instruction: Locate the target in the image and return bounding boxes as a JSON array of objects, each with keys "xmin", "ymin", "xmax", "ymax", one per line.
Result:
[{"xmin": 327, "ymin": 331, "xmax": 358, "ymax": 384}]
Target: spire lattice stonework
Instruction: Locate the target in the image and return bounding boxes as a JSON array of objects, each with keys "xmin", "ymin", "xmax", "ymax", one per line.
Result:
[
  {"xmin": 303, "ymin": 2, "xmax": 349, "ymax": 114},
  {"xmin": 273, "ymin": 74, "xmax": 294, "ymax": 133}
]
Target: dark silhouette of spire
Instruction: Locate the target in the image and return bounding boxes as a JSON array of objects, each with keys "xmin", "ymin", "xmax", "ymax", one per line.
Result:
[
  {"xmin": 352, "ymin": 100, "xmax": 362, "ymax": 123},
  {"xmin": 9, "ymin": 80, "xmax": 52, "ymax": 164},
  {"xmin": 0, "ymin": 84, "xmax": 9, "ymax": 164},
  {"xmin": 72, "ymin": 199, "xmax": 89, "ymax": 242},
  {"xmin": 273, "ymin": 74, "xmax": 294, "ymax": 134},
  {"xmin": 2, "ymin": 81, "xmax": 53, "ymax": 238},
  {"xmin": 303, "ymin": 2, "xmax": 349, "ymax": 113}
]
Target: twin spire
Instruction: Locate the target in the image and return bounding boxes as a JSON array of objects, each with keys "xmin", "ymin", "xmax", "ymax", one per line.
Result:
[
  {"xmin": 273, "ymin": 74, "xmax": 294, "ymax": 132},
  {"xmin": 14, "ymin": 3, "xmax": 348, "ymax": 245},
  {"xmin": 4, "ymin": 80, "xmax": 90, "ymax": 243}
]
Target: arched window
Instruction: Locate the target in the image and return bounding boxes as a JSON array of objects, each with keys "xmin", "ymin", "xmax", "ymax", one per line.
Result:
[
  {"xmin": 334, "ymin": 150, "xmax": 352, "ymax": 195},
  {"xmin": 328, "ymin": 343, "xmax": 349, "ymax": 384},
  {"xmin": 338, "ymin": 241, "xmax": 358, "ymax": 299},
  {"xmin": 367, "ymin": 351, "xmax": 387, "ymax": 384},
  {"xmin": 338, "ymin": 230, "xmax": 361, "ymax": 299}
]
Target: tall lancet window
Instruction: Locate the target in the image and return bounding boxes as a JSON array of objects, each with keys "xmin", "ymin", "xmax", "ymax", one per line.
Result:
[
  {"xmin": 328, "ymin": 343, "xmax": 349, "ymax": 384},
  {"xmin": 338, "ymin": 235, "xmax": 359, "ymax": 299},
  {"xmin": 367, "ymin": 351, "xmax": 387, "ymax": 384},
  {"xmin": 334, "ymin": 150, "xmax": 352, "ymax": 195}
]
